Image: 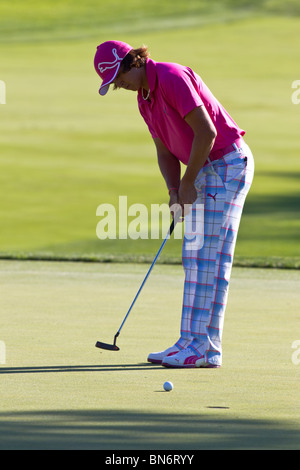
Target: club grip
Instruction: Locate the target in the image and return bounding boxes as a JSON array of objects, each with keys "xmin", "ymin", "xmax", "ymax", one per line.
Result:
[{"xmin": 169, "ymin": 219, "xmax": 175, "ymax": 236}]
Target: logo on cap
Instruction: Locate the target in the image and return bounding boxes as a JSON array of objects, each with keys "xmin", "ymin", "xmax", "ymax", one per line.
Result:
[{"xmin": 98, "ymin": 48, "xmax": 122, "ymax": 75}]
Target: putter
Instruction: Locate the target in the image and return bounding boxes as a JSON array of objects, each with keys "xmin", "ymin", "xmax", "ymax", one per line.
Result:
[{"xmin": 96, "ymin": 217, "xmax": 177, "ymax": 351}]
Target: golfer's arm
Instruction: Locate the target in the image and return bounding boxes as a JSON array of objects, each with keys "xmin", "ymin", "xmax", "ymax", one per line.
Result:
[
  {"xmin": 182, "ymin": 105, "xmax": 217, "ymax": 184},
  {"xmin": 153, "ymin": 137, "xmax": 181, "ymax": 193}
]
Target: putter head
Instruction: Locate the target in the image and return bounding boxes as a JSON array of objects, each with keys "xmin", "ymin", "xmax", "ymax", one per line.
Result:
[
  {"xmin": 95, "ymin": 333, "xmax": 120, "ymax": 351},
  {"xmin": 95, "ymin": 341, "xmax": 120, "ymax": 351}
]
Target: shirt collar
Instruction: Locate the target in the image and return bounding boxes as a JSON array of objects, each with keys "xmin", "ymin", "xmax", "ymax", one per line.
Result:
[
  {"xmin": 146, "ymin": 58, "xmax": 157, "ymax": 93},
  {"xmin": 137, "ymin": 58, "xmax": 157, "ymax": 106}
]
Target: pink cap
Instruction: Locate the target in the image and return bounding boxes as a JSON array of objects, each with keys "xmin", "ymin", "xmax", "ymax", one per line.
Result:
[{"xmin": 94, "ymin": 40, "xmax": 133, "ymax": 96}]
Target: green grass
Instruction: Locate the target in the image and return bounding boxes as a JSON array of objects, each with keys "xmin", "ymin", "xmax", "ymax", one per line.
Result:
[
  {"xmin": 0, "ymin": 260, "xmax": 299, "ymax": 449},
  {"xmin": 0, "ymin": 2, "xmax": 300, "ymax": 267},
  {"xmin": 1, "ymin": 2, "xmax": 299, "ymax": 451},
  {"xmin": 1, "ymin": 0, "xmax": 300, "ymax": 43}
]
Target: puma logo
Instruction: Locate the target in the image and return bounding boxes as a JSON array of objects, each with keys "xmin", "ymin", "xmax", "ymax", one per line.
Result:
[
  {"xmin": 98, "ymin": 48, "xmax": 122, "ymax": 73},
  {"xmin": 207, "ymin": 193, "xmax": 217, "ymax": 201}
]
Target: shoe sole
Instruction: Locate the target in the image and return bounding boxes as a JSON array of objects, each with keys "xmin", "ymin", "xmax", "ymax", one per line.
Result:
[
  {"xmin": 147, "ymin": 358, "xmax": 162, "ymax": 364},
  {"xmin": 162, "ymin": 362, "xmax": 221, "ymax": 369},
  {"xmin": 162, "ymin": 363, "xmax": 196, "ymax": 368}
]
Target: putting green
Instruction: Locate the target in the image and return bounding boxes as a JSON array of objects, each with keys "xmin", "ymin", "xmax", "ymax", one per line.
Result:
[{"xmin": 0, "ymin": 260, "xmax": 299, "ymax": 449}]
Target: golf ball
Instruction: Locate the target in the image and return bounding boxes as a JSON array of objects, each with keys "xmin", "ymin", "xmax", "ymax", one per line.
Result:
[{"xmin": 163, "ymin": 381, "xmax": 173, "ymax": 392}]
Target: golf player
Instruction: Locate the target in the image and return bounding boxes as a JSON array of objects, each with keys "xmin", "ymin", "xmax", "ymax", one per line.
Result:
[{"xmin": 94, "ymin": 41, "xmax": 254, "ymax": 368}]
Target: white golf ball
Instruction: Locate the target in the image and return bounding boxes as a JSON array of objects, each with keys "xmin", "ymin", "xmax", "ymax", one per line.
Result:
[{"xmin": 163, "ymin": 381, "xmax": 173, "ymax": 392}]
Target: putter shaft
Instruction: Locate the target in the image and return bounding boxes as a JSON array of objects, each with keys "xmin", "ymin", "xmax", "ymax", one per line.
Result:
[{"xmin": 96, "ymin": 219, "xmax": 176, "ymax": 351}]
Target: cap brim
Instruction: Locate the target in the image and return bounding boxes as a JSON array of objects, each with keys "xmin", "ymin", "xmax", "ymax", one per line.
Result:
[
  {"xmin": 98, "ymin": 62, "xmax": 121, "ymax": 96},
  {"xmin": 99, "ymin": 84, "xmax": 110, "ymax": 96}
]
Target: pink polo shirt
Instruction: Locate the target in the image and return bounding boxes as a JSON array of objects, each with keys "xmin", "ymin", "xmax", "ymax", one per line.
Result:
[{"xmin": 138, "ymin": 59, "xmax": 245, "ymax": 165}]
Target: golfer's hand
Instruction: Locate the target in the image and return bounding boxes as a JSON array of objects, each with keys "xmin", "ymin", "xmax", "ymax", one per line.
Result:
[{"xmin": 178, "ymin": 180, "xmax": 197, "ymax": 217}]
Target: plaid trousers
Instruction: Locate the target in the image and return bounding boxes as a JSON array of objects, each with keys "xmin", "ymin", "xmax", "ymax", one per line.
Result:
[{"xmin": 176, "ymin": 143, "xmax": 254, "ymax": 366}]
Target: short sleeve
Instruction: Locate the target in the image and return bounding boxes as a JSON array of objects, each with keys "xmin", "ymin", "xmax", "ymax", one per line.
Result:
[{"xmin": 161, "ymin": 67, "xmax": 203, "ymax": 119}]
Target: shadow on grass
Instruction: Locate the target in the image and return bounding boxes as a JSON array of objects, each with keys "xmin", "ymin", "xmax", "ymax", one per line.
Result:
[
  {"xmin": 243, "ymin": 193, "xmax": 300, "ymax": 215},
  {"xmin": 0, "ymin": 409, "xmax": 298, "ymax": 450},
  {"xmin": 0, "ymin": 363, "xmax": 159, "ymax": 374}
]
